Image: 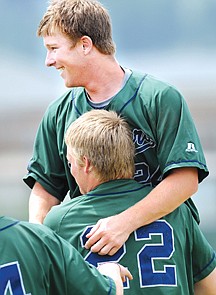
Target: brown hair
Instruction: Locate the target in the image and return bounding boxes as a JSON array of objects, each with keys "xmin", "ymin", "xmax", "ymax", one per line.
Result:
[{"xmin": 37, "ymin": 0, "xmax": 115, "ymax": 54}]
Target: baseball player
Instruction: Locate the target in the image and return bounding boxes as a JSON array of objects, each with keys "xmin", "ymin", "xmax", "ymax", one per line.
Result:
[
  {"xmin": 44, "ymin": 110, "xmax": 216, "ymax": 294},
  {"xmin": 0, "ymin": 215, "xmax": 132, "ymax": 295},
  {"xmin": 24, "ymin": 0, "xmax": 208, "ymax": 257}
]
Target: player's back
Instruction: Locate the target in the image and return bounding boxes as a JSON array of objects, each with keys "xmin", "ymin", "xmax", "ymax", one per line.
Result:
[
  {"xmin": 44, "ymin": 179, "xmax": 216, "ymax": 294},
  {"xmin": 79, "ymin": 205, "xmax": 197, "ymax": 294}
]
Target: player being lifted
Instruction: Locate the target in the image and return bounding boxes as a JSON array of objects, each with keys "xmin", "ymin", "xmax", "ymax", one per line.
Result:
[{"xmin": 44, "ymin": 109, "xmax": 216, "ymax": 294}]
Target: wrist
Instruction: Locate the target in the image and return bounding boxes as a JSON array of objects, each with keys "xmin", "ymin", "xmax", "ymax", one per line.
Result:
[{"xmin": 118, "ymin": 208, "xmax": 140, "ymax": 233}]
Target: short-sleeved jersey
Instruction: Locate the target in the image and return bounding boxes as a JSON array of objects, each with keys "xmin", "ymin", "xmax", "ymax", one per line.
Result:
[
  {"xmin": 23, "ymin": 70, "xmax": 208, "ymax": 222},
  {"xmin": 44, "ymin": 179, "xmax": 216, "ymax": 295},
  {"xmin": 0, "ymin": 216, "xmax": 116, "ymax": 295}
]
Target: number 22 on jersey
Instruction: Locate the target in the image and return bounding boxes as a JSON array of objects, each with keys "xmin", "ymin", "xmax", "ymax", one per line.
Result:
[{"xmin": 81, "ymin": 220, "xmax": 177, "ymax": 289}]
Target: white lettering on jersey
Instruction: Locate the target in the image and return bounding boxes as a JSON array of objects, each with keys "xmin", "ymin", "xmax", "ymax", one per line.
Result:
[{"xmin": 185, "ymin": 142, "xmax": 198, "ymax": 153}]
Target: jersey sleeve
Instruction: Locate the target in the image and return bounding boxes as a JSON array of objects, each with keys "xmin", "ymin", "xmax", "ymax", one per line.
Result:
[
  {"xmin": 23, "ymin": 101, "xmax": 69, "ymax": 201},
  {"xmin": 59, "ymin": 235, "xmax": 117, "ymax": 295},
  {"xmin": 189, "ymin": 214, "xmax": 216, "ymax": 282},
  {"xmin": 150, "ymin": 84, "xmax": 208, "ymax": 182}
]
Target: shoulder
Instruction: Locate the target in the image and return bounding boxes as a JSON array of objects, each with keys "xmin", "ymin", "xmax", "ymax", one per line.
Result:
[
  {"xmin": 127, "ymin": 69, "xmax": 184, "ymax": 102},
  {"xmin": 19, "ymin": 221, "xmax": 67, "ymax": 249},
  {"xmin": 127, "ymin": 70, "xmax": 186, "ymax": 119},
  {"xmin": 128, "ymin": 69, "xmax": 174, "ymax": 90},
  {"xmin": 135, "ymin": 72, "xmax": 186, "ymax": 112},
  {"xmin": 142, "ymin": 74, "xmax": 184, "ymax": 101}
]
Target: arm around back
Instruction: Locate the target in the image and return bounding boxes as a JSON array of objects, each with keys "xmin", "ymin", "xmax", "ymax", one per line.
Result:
[{"xmin": 85, "ymin": 167, "xmax": 199, "ymax": 255}]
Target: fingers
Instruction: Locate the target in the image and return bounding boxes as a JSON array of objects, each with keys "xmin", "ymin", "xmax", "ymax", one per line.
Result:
[
  {"xmin": 85, "ymin": 223, "xmax": 102, "ymax": 249},
  {"xmin": 92, "ymin": 241, "xmax": 111, "ymax": 255},
  {"xmin": 86, "ymin": 222, "xmax": 101, "ymax": 238},
  {"xmin": 125, "ymin": 269, "xmax": 133, "ymax": 281},
  {"xmin": 97, "ymin": 262, "xmax": 133, "ymax": 283},
  {"xmin": 118, "ymin": 264, "xmax": 133, "ymax": 282},
  {"xmin": 85, "ymin": 219, "xmax": 115, "ymax": 253},
  {"xmin": 86, "ymin": 235, "xmax": 121, "ymax": 255},
  {"xmin": 99, "ymin": 246, "xmax": 120, "ymax": 256},
  {"xmin": 84, "ymin": 215, "xmax": 128, "ymax": 255},
  {"xmin": 92, "ymin": 240, "xmax": 119, "ymax": 256}
]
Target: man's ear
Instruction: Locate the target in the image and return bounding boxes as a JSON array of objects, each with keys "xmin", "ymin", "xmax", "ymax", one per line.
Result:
[
  {"xmin": 83, "ymin": 156, "xmax": 92, "ymax": 173},
  {"xmin": 80, "ymin": 36, "xmax": 93, "ymax": 55}
]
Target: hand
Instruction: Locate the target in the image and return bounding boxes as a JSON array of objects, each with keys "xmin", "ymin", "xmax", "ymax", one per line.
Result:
[
  {"xmin": 98, "ymin": 262, "xmax": 133, "ymax": 283},
  {"xmin": 85, "ymin": 214, "xmax": 131, "ymax": 255},
  {"xmin": 117, "ymin": 263, "xmax": 133, "ymax": 282}
]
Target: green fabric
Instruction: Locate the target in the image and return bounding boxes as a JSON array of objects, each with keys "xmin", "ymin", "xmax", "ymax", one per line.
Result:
[
  {"xmin": 23, "ymin": 70, "xmax": 208, "ymax": 222},
  {"xmin": 0, "ymin": 216, "xmax": 116, "ymax": 295},
  {"xmin": 44, "ymin": 179, "xmax": 216, "ymax": 295}
]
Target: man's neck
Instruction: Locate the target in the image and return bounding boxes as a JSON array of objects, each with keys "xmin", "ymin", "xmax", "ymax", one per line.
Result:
[{"xmin": 84, "ymin": 59, "xmax": 125, "ymax": 102}]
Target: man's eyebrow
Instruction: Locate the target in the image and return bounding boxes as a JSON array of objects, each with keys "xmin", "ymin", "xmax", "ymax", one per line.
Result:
[
  {"xmin": 44, "ymin": 42, "xmax": 58, "ymax": 49},
  {"xmin": 46, "ymin": 44, "xmax": 55, "ymax": 48}
]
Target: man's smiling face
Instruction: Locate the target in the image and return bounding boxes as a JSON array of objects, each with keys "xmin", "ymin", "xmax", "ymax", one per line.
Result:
[{"xmin": 43, "ymin": 33, "xmax": 86, "ymax": 88}]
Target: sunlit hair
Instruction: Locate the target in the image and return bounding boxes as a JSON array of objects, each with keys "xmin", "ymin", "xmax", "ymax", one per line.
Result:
[
  {"xmin": 37, "ymin": 0, "xmax": 115, "ymax": 55},
  {"xmin": 65, "ymin": 110, "xmax": 135, "ymax": 182}
]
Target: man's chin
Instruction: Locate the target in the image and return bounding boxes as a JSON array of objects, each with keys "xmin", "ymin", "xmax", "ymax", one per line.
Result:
[
  {"xmin": 64, "ymin": 80, "xmax": 75, "ymax": 88},
  {"xmin": 64, "ymin": 82, "xmax": 72, "ymax": 88}
]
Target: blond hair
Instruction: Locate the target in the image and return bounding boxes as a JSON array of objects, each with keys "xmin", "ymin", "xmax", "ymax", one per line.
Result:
[
  {"xmin": 37, "ymin": 0, "xmax": 115, "ymax": 55},
  {"xmin": 65, "ymin": 110, "xmax": 135, "ymax": 182}
]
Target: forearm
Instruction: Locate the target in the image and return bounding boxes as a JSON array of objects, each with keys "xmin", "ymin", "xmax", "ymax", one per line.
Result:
[
  {"xmin": 85, "ymin": 167, "xmax": 198, "ymax": 255},
  {"xmin": 29, "ymin": 182, "xmax": 60, "ymax": 223},
  {"xmin": 122, "ymin": 167, "xmax": 198, "ymax": 233}
]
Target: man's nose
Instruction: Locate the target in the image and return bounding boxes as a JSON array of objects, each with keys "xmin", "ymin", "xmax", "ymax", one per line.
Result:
[{"xmin": 45, "ymin": 52, "xmax": 55, "ymax": 67}]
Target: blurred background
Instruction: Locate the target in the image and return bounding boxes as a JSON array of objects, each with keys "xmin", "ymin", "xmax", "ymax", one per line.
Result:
[{"xmin": 0, "ymin": 0, "xmax": 215, "ymax": 249}]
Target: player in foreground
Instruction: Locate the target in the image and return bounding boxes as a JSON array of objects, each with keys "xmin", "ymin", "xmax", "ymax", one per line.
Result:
[
  {"xmin": 44, "ymin": 110, "xmax": 216, "ymax": 294},
  {"xmin": 24, "ymin": 0, "xmax": 208, "ymax": 256},
  {"xmin": 0, "ymin": 215, "xmax": 132, "ymax": 295}
]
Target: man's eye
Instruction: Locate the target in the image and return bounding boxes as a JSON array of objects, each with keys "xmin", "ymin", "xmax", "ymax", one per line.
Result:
[
  {"xmin": 67, "ymin": 161, "xmax": 71, "ymax": 169},
  {"xmin": 50, "ymin": 47, "xmax": 57, "ymax": 51}
]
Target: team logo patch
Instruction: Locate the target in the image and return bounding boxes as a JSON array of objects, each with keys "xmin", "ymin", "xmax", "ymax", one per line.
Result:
[
  {"xmin": 185, "ymin": 142, "xmax": 198, "ymax": 153},
  {"xmin": 133, "ymin": 129, "xmax": 156, "ymax": 155}
]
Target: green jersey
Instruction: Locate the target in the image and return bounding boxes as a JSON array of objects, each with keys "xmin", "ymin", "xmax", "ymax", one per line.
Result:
[
  {"xmin": 24, "ymin": 70, "xmax": 208, "ymax": 222},
  {"xmin": 44, "ymin": 179, "xmax": 216, "ymax": 295},
  {"xmin": 0, "ymin": 216, "xmax": 116, "ymax": 295}
]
